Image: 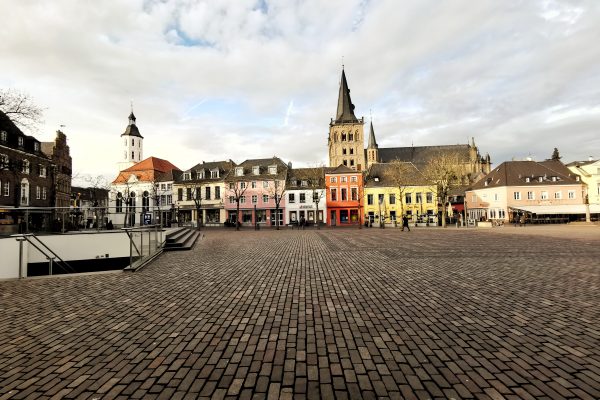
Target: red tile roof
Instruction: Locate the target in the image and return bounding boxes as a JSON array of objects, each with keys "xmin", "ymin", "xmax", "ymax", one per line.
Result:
[{"xmin": 112, "ymin": 157, "xmax": 181, "ymax": 184}]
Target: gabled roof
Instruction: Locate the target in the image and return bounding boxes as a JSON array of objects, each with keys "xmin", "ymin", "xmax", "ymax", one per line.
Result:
[
  {"xmin": 177, "ymin": 160, "xmax": 236, "ymax": 183},
  {"xmin": 334, "ymin": 69, "xmax": 359, "ymax": 124},
  {"xmin": 565, "ymin": 159, "xmax": 598, "ymax": 168},
  {"xmin": 377, "ymin": 144, "xmax": 472, "ymax": 165},
  {"xmin": 324, "ymin": 165, "xmax": 357, "ymax": 175},
  {"xmin": 287, "ymin": 167, "xmax": 325, "ymax": 189},
  {"xmin": 365, "ymin": 162, "xmax": 426, "ymax": 187},
  {"xmin": 112, "ymin": 156, "xmax": 180, "ymax": 184},
  {"xmin": 227, "ymin": 157, "xmax": 289, "ymax": 181},
  {"xmin": 470, "ymin": 160, "xmax": 581, "ymax": 190}
]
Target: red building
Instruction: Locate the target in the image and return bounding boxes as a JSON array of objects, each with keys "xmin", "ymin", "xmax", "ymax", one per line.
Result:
[{"xmin": 325, "ymin": 165, "xmax": 363, "ymax": 226}]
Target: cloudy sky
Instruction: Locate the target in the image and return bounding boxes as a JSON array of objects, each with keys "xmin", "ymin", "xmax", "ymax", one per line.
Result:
[{"xmin": 2, "ymin": 0, "xmax": 599, "ymax": 181}]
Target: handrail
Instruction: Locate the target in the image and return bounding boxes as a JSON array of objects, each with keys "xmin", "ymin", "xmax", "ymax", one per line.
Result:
[
  {"xmin": 16, "ymin": 233, "xmax": 76, "ymax": 275},
  {"xmin": 122, "ymin": 225, "xmax": 164, "ymax": 271}
]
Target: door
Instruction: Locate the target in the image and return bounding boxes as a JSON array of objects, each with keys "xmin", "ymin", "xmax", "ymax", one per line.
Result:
[{"xmin": 330, "ymin": 210, "xmax": 336, "ymax": 226}]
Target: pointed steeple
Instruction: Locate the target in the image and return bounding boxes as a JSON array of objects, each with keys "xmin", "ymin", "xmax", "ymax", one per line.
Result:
[
  {"xmin": 367, "ymin": 121, "xmax": 378, "ymax": 149},
  {"xmin": 128, "ymin": 111, "xmax": 136, "ymax": 126},
  {"xmin": 335, "ymin": 68, "xmax": 359, "ymax": 123},
  {"xmin": 122, "ymin": 108, "xmax": 143, "ymax": 138}
]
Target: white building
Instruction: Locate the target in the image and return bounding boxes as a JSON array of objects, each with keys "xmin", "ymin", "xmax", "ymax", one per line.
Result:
[{"xmin": 285, "ymin": 168, "xmax": 327, "ymax": 225}]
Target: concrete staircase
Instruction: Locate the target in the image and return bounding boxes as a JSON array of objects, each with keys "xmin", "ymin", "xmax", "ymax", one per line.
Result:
[{"xmin": 163, "ymin": 227, "xmax": 201, "ymax": 251}]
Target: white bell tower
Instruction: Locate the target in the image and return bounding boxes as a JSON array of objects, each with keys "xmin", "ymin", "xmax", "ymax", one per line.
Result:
[{"xmin": 118, "ymin": 107, "xmax": 144, "ymax": 171}]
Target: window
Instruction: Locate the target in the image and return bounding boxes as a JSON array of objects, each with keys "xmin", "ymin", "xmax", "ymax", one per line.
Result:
[
  {"xmin": 538, "ymin": 177, "xmax": 543, "ymax": 182},
  {"xmin": 525, "ymin": 177, "xmax": 530, "ymax": 182},
  {"xmin": 568, "ymin": 190, "xmax": 575, "ymax": 199},
  {"xmin": 313, "ymin": 192, "xmax": 320, "ymax": 202},
  {"xmin": 18, "ymin": 137, "xmax": 23, "ymax": 147},
  {"xmin": 331, "ymin": 188, "xmax": 337, "ymax": 201},
  {"xmin": 3, "ymin": 182, "xmax": 9, "ymax": 197},
  {"xmin": 183, "ymin": 172, "xmax": 191, "ymax": 180},
  {"xmin": 349, "ymin": 133, "xmax": 353, "ymax": 141},
  {"xmin": 0, "ymin": 131, "xmax": 6, "ymax": 141},
  {"xmin": 34, "ymin": 142, "xmax": 40, "ymax": 152},
  {"xmin": 22, "ymin": 160, "xmax": 30, "ymax": 174},
  {"xmin": 0, "ymin": 154, "xmax": 8, "ymax": 168},
  {"xmin": 405, "ymin": 193, "xmax": 412, "ymax": 204},
  {"xmin": 551, "ymin": 176, "xmax": 557, "ymax": 182},
  {"xmin": 205, "ymin": 186, "xmax": 211, "ymax": 200},
  {"xmin": 240, "ymin": 196, "xmax": 246, "ymax": 204},
  {"xmin": 416, "ymin": 192, "xmax": 422, "ymax": 203},
  {"xmin": 132, "ymin": 151, "xmax": 135, "ymax": 160},
  {"xmin": 166, "ymin": 194, "xmax": 172, "ymax": 204},
  {"xmin": 494, "ymin": 193, "xmax": 499, "ymax": 201},
  {"xmin": 350, "ymin": 160, "xmax": 354, "ymax": 167},
  {"xmin": 36, "ymin": 186, "xmax": 41, "ymax": 199},
  {"xmin": 350, "ymin": 176, "xmax": 357, "ymax": 182},
  {"xmin": 116, "ymin": 192, "xmax": 123, "ymax": 212},
  {"xmin": 342, "ymin": 148, "xmax": 347, "ymax": 155},
  {"xmin": 527, "ymin": 191, "xmax": 535, "ymax": 200},
  {"xmin": 350, "ymin": 148, "xmax": 354, "ymax": 155},
  {"xmin": 186, "ymin": 188, "xmax": 192, "ymax": 200},
  {"xmin": 351, "ymin": 187, "xmax": 358, "ymax": 201},
  {"xmin": 341, "ymin": 176, "xmax": 347, "ymax": 183},
  {"xmin": 426, "ymin": 192, "xmax": 433, "ymax": 203},
  {"xmin": 178, "ymin": 188, "xmax": 183, "ymax": 201},
  {"xmin": 343, "ymin": 160, "xmax": 347, "ymax": 166},
  {"xmin": 367, "ymin": 194, "xmax": 373, "ymax": 205},
  {"xmin": 300, "ymin": 193, "xmax": 306, "ymax": 203},
  {"xmin": 263, "ymin": 181, "xmax": 269, "ymax": 188},
  {"xmin": 235, "ymin": 167, "xmax": 244, "ymax": 176},
  {"xmin": 253, "ymin": 166, "xmax": 260, "ymax": 175},
  {"xmin": 142, "ymin": 191, "xmax": 150, "ymax": 213},
  {"xmin": 378, "ymin": 193, "xmax": 384, "ymax": 204},
  {"xmin": 513, "ymin": 192, "xmax": 521, "ymax": 200},
  {"xmin": 541, "ymin": 191, "xmax": 548, "ymax": 200},
  {"xmin": 263, "ymin": 194, "xmax": 269, "ymax": 202},
  {"xmin": 42, "ymin": 187, "xmax": 47, "ymax": 200},
  {"xmin": 341, "ymin": 133, "xmax": 347, "ymax": 141},
  {"xmin": 341, "ymin": 188, "xmax": 347, "ymax": 201},
  {"xmin": 251, "ymin": 181, "xmax": 257, "ymax": 189},
  {"xmin": 268, "ymin": 166, "xmax": 277, "ymax": 174},
  {"xmin": 252, "ymin": 195, "xmax": 258, "ymax": 204},
  {"xmin": 229, "ymin": 182, "xmax": 235, "ymax": 190},
  {"xmin": 240, "ymin": 182, "xmax": 246, "ymax": 189},
  {"xmin": 330, "ymin": 177, "xmax": 337, "ymax": 183},
  {"xmin": 554, "ymin": 191, "xmax": 562, "ymax": 199},
  {"xmin": 211, "ymin": 169, "xmax": 219, "ymax": 179},
  {"xmin": 198, "ymin": 170, "xmax": 205, "ymax": 179},
  {"xmin": 289, "ymin": 193, "xmax": 295, "ymax": 203},
  {"xmin": 132, "ymin": 139, "xmax": 135, "ymax": 146},
  {"xmin": 389, "ymin": 194, "xmax": 396, "ymax": 204},
  {"xmin": 229, "ymin": 196, "xmax": 235, "ymax": 204},
  {"xmin": 215, "ymin": 186, "xmax": 220, "ymax": 199},
  {"xmin": 301, "ymin": 180, "xmax": 308, "ymax": 187}
]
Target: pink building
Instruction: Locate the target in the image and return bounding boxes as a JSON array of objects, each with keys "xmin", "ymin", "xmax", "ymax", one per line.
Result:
[
  {"xmin": 466, "ymin": 160, "xmax": 587, "ymax": 223},
  {"xmin": 224, "ymin": 157, "xmax": 288, "ymax": 227}
]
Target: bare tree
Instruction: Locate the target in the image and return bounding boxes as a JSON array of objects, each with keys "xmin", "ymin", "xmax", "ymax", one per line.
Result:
[
  {"xmin": 305, "ymin": 167, "xmax": 325, "ymax": 229},
  {"xmin": 266, "ymin": 180, "xmax": 286, "ymax": 230},
  {"xmin": 182, "ymin": 181, "xmax": 205, "ymax": 231},
  {"xmin": 226, "ymin": 181, "xmax": 250, "ymax": 231},
  {"xmin": 382, "ymin": 160, "xmax": 421, "ymax": 221},
  {"xmin": 0, "ymin": 89, "xmax": 45, "ymax": 132},
  {"xmin": 81, "ymin": 174, "xmax": 111, "ymax": 230},
  {"xmin": 422, "ymin": 151, "xmax": 463, "ymax": 228}
]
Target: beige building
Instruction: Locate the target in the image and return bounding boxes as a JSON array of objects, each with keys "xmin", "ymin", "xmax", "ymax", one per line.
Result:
[{"xmin": 567, "ymin": 158, "xmax": 600, "ymax": 205}]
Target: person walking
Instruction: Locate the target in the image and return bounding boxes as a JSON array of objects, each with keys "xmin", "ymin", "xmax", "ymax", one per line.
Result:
[{"xmin": 402, "ymin": 215, "xmax": 410, "ymax": 232}]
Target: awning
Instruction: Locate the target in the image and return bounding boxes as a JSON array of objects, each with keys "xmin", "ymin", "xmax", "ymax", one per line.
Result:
[{"xmin": 509, "ymin": 204, "xmax": 600, "ymax": 215}]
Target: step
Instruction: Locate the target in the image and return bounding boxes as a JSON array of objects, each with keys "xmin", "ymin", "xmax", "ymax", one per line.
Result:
[
  {"xmin": 167, "ymin": 229, "xmax": 195, "ymax": 247},
  {"xmin": 166, "ymin": 228, "xmax": 189, "ymax": 243},
  {"xmin": 164, "ymin": 231, "xmax": 201, "ymax": 251}
]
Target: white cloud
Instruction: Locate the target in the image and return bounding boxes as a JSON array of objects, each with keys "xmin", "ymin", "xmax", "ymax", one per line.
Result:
[{"xmin": 1, "ymin": 0, "xmax": 599, "ymax": 179}]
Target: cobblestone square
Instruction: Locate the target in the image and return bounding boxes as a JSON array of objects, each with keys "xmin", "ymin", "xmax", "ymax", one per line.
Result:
[{"xmin": 1, "ymin": 226, "xmax": 599, "ymax": 399}]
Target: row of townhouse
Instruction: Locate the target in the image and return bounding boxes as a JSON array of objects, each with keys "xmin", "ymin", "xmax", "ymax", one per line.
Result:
[
  {"xmin": 0, "ymin": 110, "xmax": 72, "ymax": 234},
  {"xmin": 108, "ymin": 155, "xmax": 441, "ymax": 228},
  {"xmin": 465, "ymin": 159, "xmax": 598, "ymax": 223}
]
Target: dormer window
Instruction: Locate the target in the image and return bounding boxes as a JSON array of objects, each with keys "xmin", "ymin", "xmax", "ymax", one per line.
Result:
[
  {"xmin": 538, "ymin": 177, "xmax": 543, "ymax": 182},
  {"xmin": 18, "ymin": 137, "xmax": 23, "ymax": 147},
  {"xmin": 253, "ymin": 166, "xmax": 260, "ymax": 175},
  {"xmin": 301, "ymin": 180, "xmax": 308, "ymax": 187},
  {"xmin": 268, "ymin": 165, "xmax": 277, "ymax": 175},
  {"xmin": 34, "ymin": 142, "xmax": 40, "ymax": 152},
  {"xmin": 198, "ymin": 170, "xmax": 205, "ymax": 179},
  {"xmin": 183, "ymin": 172, "xmax": 191, "ymax": 180},
  {"xmin": 210, "ymin": 169, "xmax": 219, "ymax": 179},
  {"xmin": 551, "ymin": 176, "xmax": 557, "ymax": 182},
  {"xmin": 0, "ymin": 131, "xmax": 6, "ymax": 142},
  {"xmin": 235, "ymin": 167, "xmax": 244, "ymax": 176},
  {"xmin": 525, "ymin": 177, "xmax": 530, "ymax": 182},
  {"xmin": 374, "ymin": 177, "xmax": 380, "ymax": 182},
  {"xmin": 576, "ymin": 176, "xmax": 580, "ymax": 182}
]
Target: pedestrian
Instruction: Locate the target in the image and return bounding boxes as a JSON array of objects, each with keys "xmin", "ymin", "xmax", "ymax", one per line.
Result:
[
  {"xmin": 402, "ymin": 215, "xmax": 410, "ymax": 232},
  {"xmin": 300, "ymin": 216, "xmax": 306, "ymax": 230}
]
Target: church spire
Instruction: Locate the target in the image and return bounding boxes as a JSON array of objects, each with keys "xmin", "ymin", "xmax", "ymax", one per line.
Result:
[
  {"xmin": 367, "ymin": 120, "xmax": 378, "ymax": 149},
  {"xmin": 335, "ymin": 68, "xmax": 359, "ymax": 124}
]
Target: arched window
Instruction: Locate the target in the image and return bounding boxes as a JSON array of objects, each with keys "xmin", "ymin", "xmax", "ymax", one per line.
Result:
[
  {"xmin": 142, "ymin": 191, "xmax": 150, "ymax": 213},
  {"xmin": 129, "ymin": 191, "xmax": 136, "ymax": 209},
  {"xmin": 116, "ymin": 192, "xmax": 123, "ymax": 213}
]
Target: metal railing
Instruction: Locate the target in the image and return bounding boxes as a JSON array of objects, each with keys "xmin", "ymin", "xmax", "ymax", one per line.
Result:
[
  {"xmin": 14, "ymin": 233, "xmax": 75, "ymax": 277},
  {"xmin": 122, "ymin": 224, "xmax": 165, "ymax": 271}
]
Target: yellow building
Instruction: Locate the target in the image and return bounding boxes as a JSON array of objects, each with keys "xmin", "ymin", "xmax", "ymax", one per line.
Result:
[{"xmin": 364, "ymin": 163, "xmax": 438, "ymax": 226}]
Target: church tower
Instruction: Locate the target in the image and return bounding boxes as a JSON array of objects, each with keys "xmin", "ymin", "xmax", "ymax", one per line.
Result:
[
  {"xmin": 366, "ymin": 120, "xmax": 379, "ymax": 169},
  {"xmin": 118, "ymin": 109, "xmax": 144, "ymax": 171},
  {"xmin": 328, "ymin": 68, "xmax": 365, "ymax": 171}
]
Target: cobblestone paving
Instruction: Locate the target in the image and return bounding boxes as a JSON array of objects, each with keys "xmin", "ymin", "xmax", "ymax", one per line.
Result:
[{"xmin": 1, "ymin": 227, "xmax": 599, "ymax": 399}]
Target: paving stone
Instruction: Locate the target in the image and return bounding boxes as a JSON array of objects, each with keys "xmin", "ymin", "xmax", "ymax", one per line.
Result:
[{"xmin": 0, "ymin": 227, "xmax": 598, "ymax": 399}]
